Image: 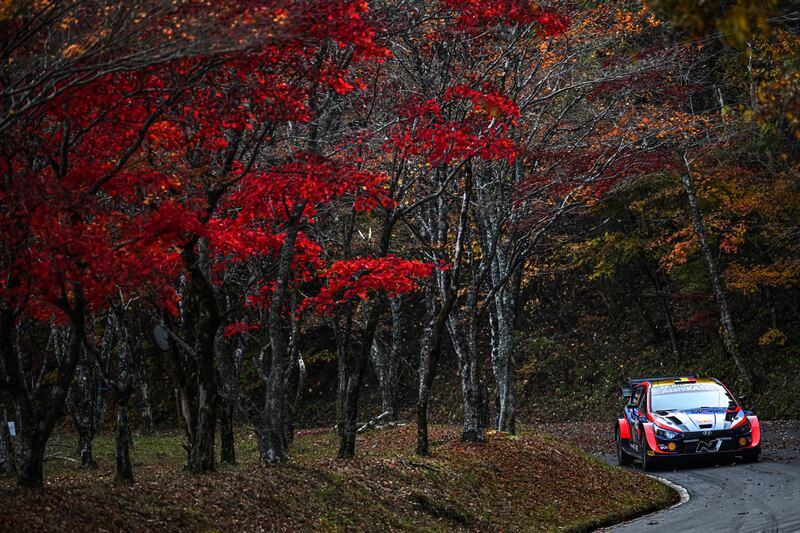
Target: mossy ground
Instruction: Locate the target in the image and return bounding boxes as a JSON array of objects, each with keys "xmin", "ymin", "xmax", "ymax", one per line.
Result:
[{"xmin": 0, "ymin": 425, "xmax": 675, "ymax": 532}]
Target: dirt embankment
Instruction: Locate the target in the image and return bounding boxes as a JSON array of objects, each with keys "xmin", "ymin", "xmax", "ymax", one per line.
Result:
[{"xmin": 0, "ymin": 425, "xmax": 675, "ymax": 532}]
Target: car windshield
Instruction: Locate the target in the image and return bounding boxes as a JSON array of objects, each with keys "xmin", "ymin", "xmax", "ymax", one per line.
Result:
[{"xmin": 650, "ymin": 383, "xmax": 735, "ymax": 411}]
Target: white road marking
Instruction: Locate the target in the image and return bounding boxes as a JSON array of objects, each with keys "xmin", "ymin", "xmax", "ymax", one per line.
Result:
[
  {"xmin": 647, "ymin": 474, "xmax": 690, "ymax": 509},
  {"xmin": 602, "ymin": 475, "xmax": 690, "ymax": 531}
]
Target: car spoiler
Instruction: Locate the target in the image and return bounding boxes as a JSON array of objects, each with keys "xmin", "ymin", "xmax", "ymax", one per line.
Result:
[{"xmin": 620, "ymin": 375, "xmax": 700, "ymax": 399}]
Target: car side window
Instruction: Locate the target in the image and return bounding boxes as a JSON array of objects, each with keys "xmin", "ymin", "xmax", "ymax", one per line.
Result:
[
  {"xmin": 636, "ymin": 387, "xmax": 647, "ymax": 412},
  {"xmin": 630, "ymin": 387, "xmax": 642, "ymax": 407}
]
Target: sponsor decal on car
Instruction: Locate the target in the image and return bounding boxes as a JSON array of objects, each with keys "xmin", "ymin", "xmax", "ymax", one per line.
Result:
[{"xmin": 653, "ymin": 383, "xmax": 719, "ymax": 394}]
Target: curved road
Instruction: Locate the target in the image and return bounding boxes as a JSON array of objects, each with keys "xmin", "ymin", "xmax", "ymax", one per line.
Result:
[{"xmin": 605, "ymin": 448, "xmax": 800, "ymax": 532}]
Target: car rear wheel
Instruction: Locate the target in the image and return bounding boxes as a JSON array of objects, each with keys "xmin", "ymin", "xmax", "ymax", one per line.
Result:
[{"xmin": 616, "ymin": 426, "xmax": 633, "ymax": 466}]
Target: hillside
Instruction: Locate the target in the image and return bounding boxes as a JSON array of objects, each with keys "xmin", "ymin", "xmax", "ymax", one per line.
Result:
[{"xmin": 0, "ymin": 425, "xmax": 675, "ymax": 532}]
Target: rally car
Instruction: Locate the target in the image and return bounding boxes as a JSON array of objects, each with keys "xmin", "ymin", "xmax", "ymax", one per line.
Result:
[{"xmin": 614, "ymin": 376, "xmax": 761, "ymax": 470}]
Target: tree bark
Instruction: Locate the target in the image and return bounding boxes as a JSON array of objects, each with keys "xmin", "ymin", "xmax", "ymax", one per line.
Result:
[
  {"xmin": 335, "ymin": 203, "xmax": 397, "ymax": 459},
  {"xmin": 16, "ymin": 428, "xmax": 44, "ymax": 488},
  {"xmin": 78, "ymin": 430, "xmax": 96, "ymax": 469},
  {"xmin": 449, "ymin": 314, "xmax": 487, "ymax": 443},
  {"xmin": 287, "ymin": 352, "xmax": 306, "ymax": 447},
  {"xmin": 69, "ymin": 357, "xmax": 99, "ymax": 468},
  {"xmin": 115, "ymin": 388, "xmax": 134, "ymax": 484},
  {"xmin": 370, "ymin": 297, "xmax": 404, "ymax": 421},
  {"xmin": 190, "ymin": 379, "xmax": 217, "ymax": 473},
  {"xmin": 641, "ymin": 259, "xmax": 681, "ymax": 361},
  {"xmin": 1, "ymin": 301, "xmax": 84, "ymax": 487},
  {"xmin": 174, "ymin": 244, "xmax": 222, "ymax": 474},
  {"xmin": 338, "ymin": 300, "xmax": 384, "ymax": 458},
  {"xmin": 94, "ymin": 389, "xmax": 106, "ymax": 435},
  {"xmin": 260, "ymin": 211, "xmax": 303, "ymax": 464},
  {"xmin": 370, "ymin": 298, "xmax": 404, "ymax": 422},
  {"xmin": 219, "ymin": 402, "xmax": 236, "ymax": 465},
  {"xmin": 489, "ymin": 262, "xmax": 520, "ymax": 434},
  {"xmin": 102, "ymin": 308, "xmax": 135, "ymax": 484},
  {"xmin": 138, "ymin": 368, "xmax": 154, "ymax": 435},
  {"xmin": 0, "ymin": 403, "xmax": 16, "ymax": 477},
  {"xmin": 282, "ymin": 310, "xmax": 305, "ymax": 449},
  {"xmin": 682, "ymin": 154, "xmax": 752, "ymax": 388},
  {"xmin": 416, "ymin": 287, "xmax": 438, "ymax": 456},
  {"xmin": 417, "ymin": 167, "xmax": 471, "ymax": 455}
]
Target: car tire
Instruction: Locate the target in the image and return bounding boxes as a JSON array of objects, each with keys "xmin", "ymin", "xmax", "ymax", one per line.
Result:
[
  {"xmin": 616, "ymin": 426, "xmax": 633, "ymax": 466},
  {"xmin": 640, "ymin": 434, "xmax": 656, "ymax": 472},
  {"xmin": 740, "ymin": 449, "xmax": 760, "ymax": 463}
]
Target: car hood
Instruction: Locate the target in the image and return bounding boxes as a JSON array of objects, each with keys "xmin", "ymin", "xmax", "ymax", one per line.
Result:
[{"xmin": 652, "ymin": 407, "xmax": 744, "ymax": 432}]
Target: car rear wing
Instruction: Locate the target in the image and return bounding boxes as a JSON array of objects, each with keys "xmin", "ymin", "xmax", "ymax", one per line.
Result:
[{"xmin": 620, "ymin": 375, "xmax": 700, "ymax": 399}]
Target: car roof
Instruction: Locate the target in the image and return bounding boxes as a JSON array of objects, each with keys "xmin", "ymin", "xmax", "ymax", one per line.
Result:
[{"xmin": 650, "ymin": 377, "xmax": 719, "ymax": 387}]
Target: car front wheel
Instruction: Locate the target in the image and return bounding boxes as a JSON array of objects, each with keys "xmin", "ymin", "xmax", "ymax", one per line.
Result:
[
  {"xmin": 640, "ymin": 434, "xmax": 656, "ymax": 472},
  {"xmin": 616, "ymin": 426, "xmax": 633, "ymax": 466},
  {"xmin": 740, "ymin": 449, "xmax": 760, "ymax": 463}
]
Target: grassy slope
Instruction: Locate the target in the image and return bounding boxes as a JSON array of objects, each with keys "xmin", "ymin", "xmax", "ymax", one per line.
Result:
[{"xmin": 0, "ymin": 425, "xmax": 675, "ymax": 532}]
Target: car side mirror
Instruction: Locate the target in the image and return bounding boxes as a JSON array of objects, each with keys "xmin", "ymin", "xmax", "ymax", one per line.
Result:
[
  {"xmin": 737, "ymin": 395, "xmax": 747, "ymax": 405},
  {"xmin": 621, "ymin": 385, "xmax": 632, "ymax": 400}
]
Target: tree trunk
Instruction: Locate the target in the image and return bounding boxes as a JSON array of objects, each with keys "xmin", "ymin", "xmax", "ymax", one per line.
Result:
[
  {"xmin": 115, "ymin": 389, "xmax": 134, "ymax": 484},
  {"xmin": 682, "ymin": 154, "xmax": 752, "ymax": 388},
  {"xmin": 101, "ymin": 309, "xmax": 136, "ymax": 483},
  {"xmin": 139, "ymin": 372, "xmax": 154, "ymax": 435},
  {"xmin": 219, "ymin": 402, "xmax": 236, "ymax": 465},
  {"xmin": 94, "ymin": 391, "xmax": 106, "ymax": 435},
  {"xmin": 490, "ymin": 272, "xmax": 519, "ymax": 434},
  {"xmin": 643, "ymin": 261, "xmax": 681, "ymax": 361},
  {"xmin": 176, "ymin": 243, "xmax": 222, "ymax": 474},
  {"xmin": 334, "ymin": 284, "xmax": 354, "ymax": 435},
  {"xmin": 69, "ymin": 359, "xmax": 99, "ymax": 468},
  {"xmin": 260, "ymin": 214, "xmax": 303, "ymax": 464},
  {"xmin": 281, "ymin": 296, "xmax": 305, "ymax": 449},
  {"xmin": 338, "ymin": 371, "xmax": 360, "ymax": 458},
  {"xmin": 448, "ymin": 233, "xmax": 488, "ymax": 444},
  {"xmin": 338, "ymin": 300, "xmax": 384, "ymax": 458},
  {"xmin": 454, "ymin": 333, "xmax": 486, "ymax": 443},
  {"xmin": 335, "ymin": 203, "xmax": 397, "ymax": 459},
  {"xmin": 190, "ymin": 382, "xmax": 217, "ymax": 472},
  {"xmin": 417, "ymin": 169, "xmax": 471, "ymax": 455},
  {"xmin": 78, "ymin": 430, "xmax": 96, "ymax": 469},
  {"xmin": 215, "ymin": 321, "xmax": 243, "ymax": 465},
  {"xmin": 16, "ymin": 427, "xmax": 44, "ymax": 488},
  {"xmin": 416, "ymin": 287, "xmax": 437, "ymax": 456},
  {"xmin": 288, "ymin": 353, "xmax": 306, "ymax": 446},
  {"xmin": 1, "ymin": 305, "xmax": 84, "ymax": 487},
  {"xmin": 0, "ymin": 403, "xmax": 16, "ymax": 477},
  {"xmin": 370, "ymin": 297, "xmax": 404, "ymax": 422}
]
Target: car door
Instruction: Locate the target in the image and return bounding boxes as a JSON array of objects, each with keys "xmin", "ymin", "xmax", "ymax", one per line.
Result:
[
  {"xmin": 634, "ymin": 385, "xmax": 649, "ymax": 449},
  {"xmin": 625, "ymin": 386, "xmax": 643, "ymax": 448}
]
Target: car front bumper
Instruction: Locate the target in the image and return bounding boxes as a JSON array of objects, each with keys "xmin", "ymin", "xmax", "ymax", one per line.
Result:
[{"xmin": 644, "ymin": 416, "xmax": 761, "ymax": 457}]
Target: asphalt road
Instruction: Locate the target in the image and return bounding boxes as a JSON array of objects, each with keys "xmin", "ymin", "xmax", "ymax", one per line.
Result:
[{"xmin": 605, "ymin": 448, "xmax": 800, "ymax": 532}]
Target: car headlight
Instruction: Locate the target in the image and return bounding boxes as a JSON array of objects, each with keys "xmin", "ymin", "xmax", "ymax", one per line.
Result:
[{"xmin": 655, "ymin": 427, "xmax": 679, "ymax": 440}]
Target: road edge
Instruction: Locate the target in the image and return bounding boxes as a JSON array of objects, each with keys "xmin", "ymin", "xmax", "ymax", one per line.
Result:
[
  {"xmin": 646, "ymin": 475, "xmax": 690, "ymax": 509},
  {"xmin": 596, "ymin": 475, "xmax": 690, "ymax": 531}
]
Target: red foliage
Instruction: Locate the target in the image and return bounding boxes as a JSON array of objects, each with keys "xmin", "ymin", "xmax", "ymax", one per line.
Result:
[
  {"xmin": 223, "ymin": 322, "xmax": 260, "ymax": 337},
  {"xmin": 444, "ymin": 0, "xmax": 568, "ymax": 35},
  {"xmin": 306, "ymin": 256, "xmax": 436, "ymax": 313},
  {"xmin": 0, "ymin": 0, "xmax": 567, "ymax": 327},
  {"xmin": 388, "ymin": 84, "xmax": 520, "ymax": 165},
  {"xmin": 676, "ymin": 308, "xmax": 718, "ymax": 332},
  {"xmin": 0, "ymin": 0, "xmax": 394, "ymax": 322}
]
